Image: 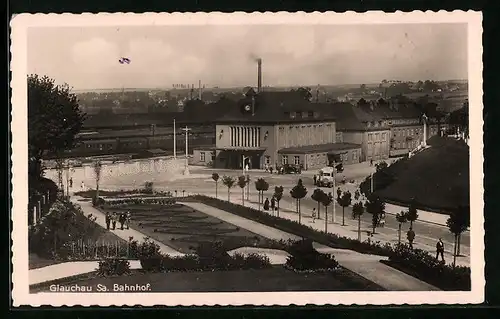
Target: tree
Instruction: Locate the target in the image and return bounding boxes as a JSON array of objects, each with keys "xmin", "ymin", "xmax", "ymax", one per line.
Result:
[
  {"xmin": 295, "ymin": 87, "xmax": 313, "ymax": 101},
  {"xmin": 446, "ymin": 205, "xmax": 470, "ymax": 267},
  {"xmin": 406, "ymin": 199, "xmax": 419, "ymax": 228},
  {"xmin": 311, "ymin": 188, "xmax": 326, "ymax": 219},
  {"xmin": 337, "ymin": 191, "xmax": 352, "ymax": 226},
  {"xmin": 237, "ymin": 175, "xmax": 247, "ymax": 205},
  {"xmin": 28, "ymin": 74, "xmax": 86, "ymax": 180},
  {"xmin": 254, "ymin": 178, "xmax": 270, "ymax": 211},
  {"xmin": 352, "ymin": 202, "xmax": 365, "ymax": 241},
  {"xmin": 290, "ymin": 179, "xmax": 308, "ymax": 224},
  {"xmin": 273, "ymin": 186, "xmax": 284, "ymax": 217},
  {"xmin": 322, "ymin": 193, "xmax": 333, "ymax": 233},
  {"xmin": 212, "ymin": 173, "xmax": 220, "ymax": 199},
  {"xmin": 365, "ymin": 194, "xmax": 386, "ymax": 234},
  {"xmin": 360, "ymin": 84, "xmax": 366, "ymax": 91},
  {"xmin": 221, "ymin": 175, "xmax": 235, "ymax": 202},
  {"xmin": 93, "ymin": 161, "xmax": 102, "ymax": 202},
  {"xmin": 395, "ymin": 211, "xmax": 408, "ymax": 244}
]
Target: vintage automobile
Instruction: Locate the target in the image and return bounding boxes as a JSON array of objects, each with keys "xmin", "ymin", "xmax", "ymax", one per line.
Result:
[{"xmin": 277, "ymin": 164, "xmax": 302, "ymax": 174}]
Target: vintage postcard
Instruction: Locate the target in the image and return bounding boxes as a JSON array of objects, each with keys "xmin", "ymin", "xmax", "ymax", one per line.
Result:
[{"xmin": 11, "ymin": 11, "xmax": 484, "ymax": 306}]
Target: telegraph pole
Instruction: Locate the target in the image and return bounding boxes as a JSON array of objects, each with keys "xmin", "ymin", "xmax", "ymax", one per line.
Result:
[
  {"xmin": 332, "ymin": 166, "xmax": 336, "ymax": 224},
  {"xmin": 182, "ymin": 126, "xmax": 191, "ymax": 175}
]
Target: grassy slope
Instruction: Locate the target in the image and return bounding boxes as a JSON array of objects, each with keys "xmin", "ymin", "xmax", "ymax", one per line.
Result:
[{"xmin": 377, "ymin": 136, "xmax": 469, "ymax": 212}]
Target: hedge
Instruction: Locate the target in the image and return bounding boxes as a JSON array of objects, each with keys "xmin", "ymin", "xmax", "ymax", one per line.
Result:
[{"xmin": 190, "ymin": 195, "xmax": 470, "ymax": 291}]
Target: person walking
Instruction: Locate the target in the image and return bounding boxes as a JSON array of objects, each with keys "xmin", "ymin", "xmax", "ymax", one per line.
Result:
[
  {"xmin": 436, "ymin": 238, "xmax": 445, "ymax": 262},
  {"xmin": 263, "ymin": 198, "xmax": 270, "ymax": 211},
  {"xmin": 311, "ymin": 208, "xmax": 316, "ymax": 223},
  {"xmin": 407, "ymin": 227, "xmax": 415, "ymax": 249},
  {"xmin": 270, "ymin": 196, "xmax": 276, "ymax": 213},
  {"xmin": 336, "ymin": 187, "xmax": 342, "ymax": 200},
  {"xmin": 119, "ymin": 213, "xmax": 126, "ymax": 230},
  {"xmin": 81, "ymin": 181, "xmax": 85, "ymax": 191},
  {"xmin": 69, "ymin": 177, "xmax": 73, "ymax": 188},
  {"xmin": 105, "ymin": 212, "xmax": 111, "ymax": 230},
  {"xmin": 111, "ymin": 212, "xmax": 117, "ymax": 230},
  {"xmin": 125, "ymin": 211, "xmax": 131, "ymax": 230},
  {"xmin": 313, "ymin": 174, "xmax": 317, "ymax": 186}
]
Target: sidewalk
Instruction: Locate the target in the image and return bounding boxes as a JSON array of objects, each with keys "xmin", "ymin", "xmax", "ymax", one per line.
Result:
[
  {"xmin": 216, "ymin": 193, "xmax": 469, "ymax": 267},
  {"xmin": 181, "ymin": 201, "xmax": 439, "ymax": 291},
  {"xmin": 30, "ymin": 260, "xmax": 142, "ymax": 286},
  {"xmin": 71, "ymin": 197, "xmax": 185, "ymax": 257}
]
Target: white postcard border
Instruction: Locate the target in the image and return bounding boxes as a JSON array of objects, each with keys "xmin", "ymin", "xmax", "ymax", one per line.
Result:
[{"xmin": 10, "ymin": 10, "xmax": 484, "ymax": 306}]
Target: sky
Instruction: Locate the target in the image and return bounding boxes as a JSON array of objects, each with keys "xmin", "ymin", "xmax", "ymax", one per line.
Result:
[{"xmin": 27, "ymin": 23, "xmax": 468, "ymax": 90}]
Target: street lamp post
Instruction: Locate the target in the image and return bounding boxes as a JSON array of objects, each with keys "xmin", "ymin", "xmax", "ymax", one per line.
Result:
[
  {"xmin": 173, "ymin": 118, "xmax": 177, "ymax": 160},
  {"xmin": 181, "ymin": 126, "xmax": 191, "ymax": 175},
  {"xmin": 332, "ymin": 164, "xmax": 336, "ymax": 224},
  {"xmin": 65, "ymin": 163, "xmax": 70, "ymax": 198}
]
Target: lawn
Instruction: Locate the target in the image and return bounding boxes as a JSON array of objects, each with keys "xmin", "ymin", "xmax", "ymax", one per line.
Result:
[
  {"xmin": 30, "ymin": 266, "xmax": 384, "ymax": 293},
  {"xmin": 100, "ymin": 203, "xmax": 283, "ymax": 253},
  {"xmin": 372, "ymin": 136, "xmax": 469, "ymax": 212}
]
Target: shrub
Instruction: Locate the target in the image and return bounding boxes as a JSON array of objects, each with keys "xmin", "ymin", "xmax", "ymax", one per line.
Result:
[
  {"xmin": 195, "ymin": 241, "xmax": 232, "ymax": 270},
  {"xmin": 162, "ymin": 254, "xmax": 200, "ymax": 272},
  {"xmin": 386, "ymin": 244, "xmax": 471, "ymax": 290},
  {"xmin": 285, "ymin": 239, "xmax": 339, "ymax": 272},
  {"xmin": 97, "ymin": 258, "xmax": 131, "ymax": 277},
  {"xmin": 133, "ymin": 238, "xmax": 164, "ymax": 272},
  {"xmin": 92, "ymin": 196, "xmax": 105, "ymax": 207},
  {"xmin": 240, "ymin": 253, "xmax": 271, "ymax": 270}
]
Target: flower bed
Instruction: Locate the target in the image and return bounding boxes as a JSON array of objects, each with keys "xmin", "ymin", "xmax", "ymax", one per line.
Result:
[
  {"xmin": 285, "ymin": 239, "xmax": 339, "ymax": 272},
  {"xmin": 74, "ymin": 189, "xmax": 173, "ymax": 199},
  {"xmin": 191, "ymin": 195, "xmax": 470, "ymax": 291},
  {"xmin": 383, "ymin": 244, "xmax": 471, "ymax": 291},
  {"xmin": 102, "ymin": 197, "xmax": 177, "ymax": 207}
]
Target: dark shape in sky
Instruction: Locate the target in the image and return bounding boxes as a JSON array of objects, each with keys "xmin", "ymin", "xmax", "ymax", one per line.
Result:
[{"xmin": 119, "ymin": 57, "xmax": 131, "ymax": 64}]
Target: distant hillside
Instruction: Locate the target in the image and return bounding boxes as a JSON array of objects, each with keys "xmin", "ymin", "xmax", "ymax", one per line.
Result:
[{"xmin": 361, "ymin": 136, "xmax": 469, "ymax": 213}]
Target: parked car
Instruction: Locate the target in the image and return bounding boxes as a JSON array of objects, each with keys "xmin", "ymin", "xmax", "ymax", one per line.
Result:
[{"xmin": 278, "ymin": 164, "xmax": 301, "ymax": 174}]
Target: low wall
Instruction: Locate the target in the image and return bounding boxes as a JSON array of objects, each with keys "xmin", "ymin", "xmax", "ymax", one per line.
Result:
[{"xmin": 45, "ymin": 157, "xmax": 186, "ymax": 187}]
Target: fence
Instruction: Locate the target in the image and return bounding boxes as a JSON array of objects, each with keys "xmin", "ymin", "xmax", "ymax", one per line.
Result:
[{"xmin": 59, "ymin": 239, "xmax": 136, "ymax": 260}]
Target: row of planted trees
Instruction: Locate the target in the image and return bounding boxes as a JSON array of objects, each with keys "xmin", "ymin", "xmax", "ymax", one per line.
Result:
[{"xmin": 210, "ymin": 171, "xmax": 470, "ymax": 267}]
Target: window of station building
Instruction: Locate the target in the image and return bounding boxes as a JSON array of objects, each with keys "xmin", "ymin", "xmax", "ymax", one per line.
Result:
[
  {"xmin": 308, "ymin": 111, "xmax": 314, "ymax": 117},
  {"xmin": 382, "ymin": 132, "xmax": 386, "ymax": 140},
  {"xmin": 211, "ymin": 152, "xmax": 216, "ymax": 162},
  {"xmin": 282, "ymin": 155, "xmax": 289, "ymax": 165},
  {"xmin": 353, "ymin": 151, "xmax": 358, "ymax": 161},
  {"xmin": 290, "ymin": 112, "xmax": 296, "ymax": 119},
  {"xmin": 368, "ymin": 133, "xmax": 372, "ymax": 142},
  {"xmin": 294, "ymin": 156, "xmax": 300, "ymax": 165},
  {"xmin": 302, "ymin": 112, "xmax": 308, "ymax": 118},
  {"xmin": 200, "ymin": 152, "xmax": 205, "ymax": 162},
  {"xmin": 313, "ymin": 112, "xmax": 319, "ymax": 118},
  {"xmin": 375, "ymin": 133, "xmax": 380, "ymax": 141}
]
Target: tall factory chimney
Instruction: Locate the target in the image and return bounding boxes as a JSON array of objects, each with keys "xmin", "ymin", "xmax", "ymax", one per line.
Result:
[{"xmin": 257, "ymin": 58, "xmax": 262, "ymax": 93}]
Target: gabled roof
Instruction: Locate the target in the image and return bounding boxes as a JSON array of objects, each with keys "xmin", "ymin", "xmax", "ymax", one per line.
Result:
[{"xmin": 315, "ymin": 102, "xmax": 378, "ymax": 131}]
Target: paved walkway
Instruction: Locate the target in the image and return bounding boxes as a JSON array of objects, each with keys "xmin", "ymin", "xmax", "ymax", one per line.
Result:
[
  {"xmin": 30, "ymin": 260, "xmax": 142, "ymax": 285},
  {"xmin": 71, "ymin": 197, "xmax": 185, "ymax": 257},
  {"xmin": 181, "ymin": 201, "xmax": 439, "ymax": 291}
]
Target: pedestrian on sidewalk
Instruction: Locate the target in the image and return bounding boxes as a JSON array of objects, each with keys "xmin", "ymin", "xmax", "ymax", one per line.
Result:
[
  {"xmin": 111, "ymin": 212, "xmax": 117, "ymax": 230},
  {"xmin": 69, "ymin": 177, "xmax": 73, "ymax": 188},
  {"xmin": 436, "ymin": 238, "xmax": 445, "ymax": 262},
  {"xmin": 313, "ymin": 174, "xmax": 317, "ymax": 186},
  {"xmin": 311, "ymin": 208, "xmax": 316, "ymax": 223},
  {"xmin": 119, "ymin": 213, "xmax": 126, "ymax": 230},
  {"xmin": 81, "ymin": 181, "xmax": 85, "ymax": 191},
  {"xmin": 337, "ymin": 187, "xmax": 342, "ymax": 200},
  {"xmin": 379, "ymin": 212, "xmax": 386, "ymax": 227},
  {"xmin": 125, "ymin": 211, "xmax": 131, "ymax": 230},
  {"xmin": 105, "ymin": 212, "xmax": 111, "ymax": 230},
  {"xmin": 263, "ymin": 198, "xmax": 270, "ymax": 211},
  {"xmin": 407, "ymin": 227, "xmax": 415, "ymax": 249},
  {"xmin": 270, "ymin": 197, "xmax": 276, "ymax": 212}
]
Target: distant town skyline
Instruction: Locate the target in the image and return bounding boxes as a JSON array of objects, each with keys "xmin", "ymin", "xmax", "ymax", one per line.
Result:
[{"xmin": 28, "ymin": 23, "xmax": 468, "ymax": 90}]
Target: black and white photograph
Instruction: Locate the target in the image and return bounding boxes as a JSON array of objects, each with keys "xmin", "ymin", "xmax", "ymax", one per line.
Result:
[{"xmin": 11, "ymin": 11, "xmax": 483, "ymax": 306}]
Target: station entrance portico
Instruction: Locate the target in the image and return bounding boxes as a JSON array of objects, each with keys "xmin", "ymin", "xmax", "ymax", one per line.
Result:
[{"xmin": 216, "ymin": 149, "xmax": 266, "ymax": 170}]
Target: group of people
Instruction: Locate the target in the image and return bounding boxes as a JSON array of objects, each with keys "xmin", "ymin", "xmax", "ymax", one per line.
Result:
[
  {"xmin": 105, "ymin": 211, "xmax": 131, "ymax": 231},
  {"xmin": 262, "ymin": 196, "xmax": 277, "ymax": 212}
]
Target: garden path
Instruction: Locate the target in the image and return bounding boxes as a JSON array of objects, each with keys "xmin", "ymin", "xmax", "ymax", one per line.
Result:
[{"xmin": 181, "ymin": 201, "xmax": 440, "ymax": 291}]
